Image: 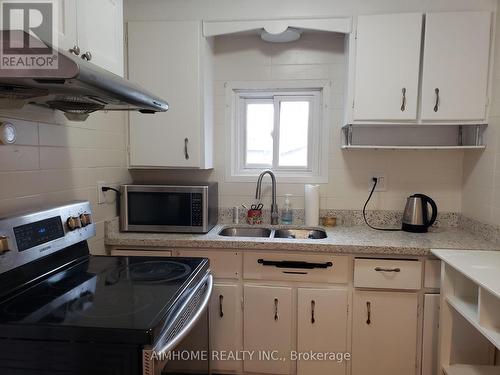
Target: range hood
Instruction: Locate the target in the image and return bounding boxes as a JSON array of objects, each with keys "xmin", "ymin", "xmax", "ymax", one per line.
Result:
[{"xmin": 0, "ymin": 30, "xmax": 168, "ymax": 121}]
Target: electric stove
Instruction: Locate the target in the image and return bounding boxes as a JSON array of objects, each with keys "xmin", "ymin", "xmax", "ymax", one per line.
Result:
[{"xmin": 0, "ymin": 201, "xmax": 212, "ymax": 375}]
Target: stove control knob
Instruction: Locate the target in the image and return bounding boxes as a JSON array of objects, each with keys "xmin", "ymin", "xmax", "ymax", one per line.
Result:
[
  {"xmin": 66, "ymin": 216, "xmax": 81, "ymax": 231},
  {"xmin": 0, "ymin": 236, "xmax": 10, "ymax": 255},
  {"xmin": 79, "ymin": 213, "xmax": 92, "ymax": 227}
]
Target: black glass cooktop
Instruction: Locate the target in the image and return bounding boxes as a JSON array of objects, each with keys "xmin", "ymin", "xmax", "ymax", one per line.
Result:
[{"xmin": 0, "ymin": 255, "xmax": 208, "ymax": 344}]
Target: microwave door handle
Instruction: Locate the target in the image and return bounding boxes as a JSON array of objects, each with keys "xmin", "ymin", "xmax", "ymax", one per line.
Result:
[{"xmin": 154, "ymin": 275, "xmax": 213, "ymax": 355}]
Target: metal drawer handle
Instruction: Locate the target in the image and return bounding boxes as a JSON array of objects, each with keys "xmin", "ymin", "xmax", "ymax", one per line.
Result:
[
  {"xmin": 311, "ymin": 300, "xmax": 316, "ymax": 324},
  {"xmin": 400, "ymin": 87, "xmax": 406, "ymax": 112},
  {"xmin": 184, "ymin": 137, "xmax": 190, "ymax": 160},
  {"xmin": 257, "ymin": 259, "xmax": 333, "ymax": 269},
  {"xmin": 366, "ymin": 301, "xmax": 371, "ymax": 325},
  {"xmin": 434, "ymin": 88, "xmax": 440, "ymax": 112},
  {"xmin": 274, "ymin": 298, "xmax": 279, "ymax": 321},
  {"xmin": 374, "ymin": 267, "xmax": 401, "ymax": 272},
  {"xmin": 219, "ymin": 294, "xmax": 224, "ymax": 318}
]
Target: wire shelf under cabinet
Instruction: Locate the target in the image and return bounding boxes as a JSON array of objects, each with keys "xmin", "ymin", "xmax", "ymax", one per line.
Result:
[{"xmin": 341, "ymin": 123, "xmax": 487, "ymax": 150}]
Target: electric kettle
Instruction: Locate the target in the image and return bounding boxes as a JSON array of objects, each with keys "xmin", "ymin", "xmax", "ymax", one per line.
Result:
[{"xmin": 402, "ymin": 194, "xmax": 438, "ymax": 233}]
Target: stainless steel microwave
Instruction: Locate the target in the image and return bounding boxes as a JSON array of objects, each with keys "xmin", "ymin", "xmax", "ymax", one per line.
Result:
[{"xmin": 120, "ymin": 184, "xmax": 218, "ymax": 233}]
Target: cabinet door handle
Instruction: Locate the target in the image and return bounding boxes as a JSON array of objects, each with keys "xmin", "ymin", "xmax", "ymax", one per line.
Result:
[
  {"xmin": 400, "ymin": 87, "xmax": 406, "ymax": 112},
  {"xmin": 184, "ymin": 137, "xmax": 190, "ymax": 160},
  {"xmin": 434, "ymin": 88, "xmax": 440, "ymax": 112},
  {"xmin": 374, "ymin": 267, "xmax": 401, "ymax": 272},
  {"xmin": 274, "ymin": 298, "xmax": 279, "ymax": 321},
  {"xmin": 219, "ymin": 294, "xmax": 224, "ymax": 318},
  {"xmin": 366, "ymin": 301, "xmax": 371, "ymax": 325},
  {"xmin": 81, "ymin": 51, "xmax": 92, "ymax": 61},
  {"xmin": 311, "ymin": 300, "xmax": 316, "ymax": 324},
  {"xmin": 68, "ymin": 45, "xmax": 80, "ymax": 56}
]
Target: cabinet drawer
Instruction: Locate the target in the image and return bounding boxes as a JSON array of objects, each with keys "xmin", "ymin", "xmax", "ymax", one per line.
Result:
[
  {"xmin": 354, "ymin": 259, "xmax": 422, "ymax": 290},
  {"xmin": 175, "ymin": 250, "xmax": 242, "ymax": 279},
  {"xmin": 244, "ymin": 252, "xmax": 349, "ymax": 284}
]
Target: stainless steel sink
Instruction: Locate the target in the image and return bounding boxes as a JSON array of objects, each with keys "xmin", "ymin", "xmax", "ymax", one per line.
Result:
[
  {"xmin": 273, "ymin": 229, "xmax": 327, "ymax": 239},
  {"xmin": 218, "ymin": 227, "xmax": 272, "ymax": 238}
]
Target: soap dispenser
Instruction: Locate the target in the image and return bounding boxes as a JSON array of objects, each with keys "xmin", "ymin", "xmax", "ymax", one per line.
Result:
[{"xmin": 281, "ymin": 194, "xmax": 293, "ymax": 225}]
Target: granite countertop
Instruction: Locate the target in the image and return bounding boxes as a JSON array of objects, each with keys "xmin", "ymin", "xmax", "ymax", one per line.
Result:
[{"xmin": 105, "ymin": 219, "xmax": 500, "ymax": 256}]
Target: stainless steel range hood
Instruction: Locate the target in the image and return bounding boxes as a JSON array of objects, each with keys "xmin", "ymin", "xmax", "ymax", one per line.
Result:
[{"xmin": 0, "ymin": 30, "xmax": 168, "ymax": 121}]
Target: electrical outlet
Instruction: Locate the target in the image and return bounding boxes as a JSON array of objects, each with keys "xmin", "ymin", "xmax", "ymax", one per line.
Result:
[
  {"xmin": 97, "ymin": 181, "xmax": 106, "ymax": 204},
  {"xmin": 369, "ymin": 174, "xmax": 387, "ymax": 192}
]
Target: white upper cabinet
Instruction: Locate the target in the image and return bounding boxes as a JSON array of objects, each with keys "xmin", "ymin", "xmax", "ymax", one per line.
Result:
[
  {"xmin": 353, "ymin": 13, "xmax": 423, "ymax": 121},
  {"xmin": 56, "ymin": 0, "xmax": 124, "ymax": 76},
  {"xmin": 57, "ymin": 0, "xmax": 77, "ymax": 52},
  {"xmin": 349, "ymin": 11, "xmax": 492, "ymax": 125},
  {"xmin": 76, "ymin": 0, "xmax": 124, "ymax": 76},
  {"xmin": 127, "ymin": 21, "xmax": 214, "ymax": 169},
  {"xmin": 420, "ymin": 12, "xmax": 491, "ymax": 121}
]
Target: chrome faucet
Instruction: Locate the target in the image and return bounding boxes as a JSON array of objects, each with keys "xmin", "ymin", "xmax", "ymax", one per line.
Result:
[{"xmin": 255, "ymin": 170, "xmax": 279, "ymax": 225}]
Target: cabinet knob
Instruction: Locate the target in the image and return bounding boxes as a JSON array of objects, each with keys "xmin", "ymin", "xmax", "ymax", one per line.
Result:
[
  {"xmin": 311, "ymin": 300, "xmax": 316, "ymax": 324},
  {"xmin": 366, "ymin": 301, "xmax": 371, "ymax": 325},
  {"xmin": 81, "ymin": 51, "xmax": 92, "ymax": 61},
  {"xmin": 69, "ymin": 45, "xmax": 80, "ymax": 56}
]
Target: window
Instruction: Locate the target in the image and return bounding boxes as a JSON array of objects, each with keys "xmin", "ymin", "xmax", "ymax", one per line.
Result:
[{"xmin": 227, "ymin": 82, "xmax": 329, "ymax": 183}]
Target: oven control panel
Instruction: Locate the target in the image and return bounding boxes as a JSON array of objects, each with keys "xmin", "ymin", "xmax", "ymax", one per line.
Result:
[{"xmin": 0, "ymin": 201, "xmax": 95, "ymax": 275}]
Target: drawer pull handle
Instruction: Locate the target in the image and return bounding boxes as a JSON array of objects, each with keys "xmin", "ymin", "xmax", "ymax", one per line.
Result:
[
  {"xmin": 274, "ymin": 298, "xmax": 279, "ymax": 321},
  {"xmin": 258, "ymin": 259, "xmax": 333, "ymax": 269},
  {"xmin": 374, "ymin": 267, "xmax": 401, "ymax": 272},
  {"xmin": 400, "ymin": 87, "xmax": 406, "ymax": 112},
  {"xmin": 184, "ymin": 137, "xmax": 190, "ymax": 160},
  {"xmin": 434, "ymin": 88, "xmax": 440, "ymax": 112},
  {"xmin": 366, "ymin": 301, "xmax": 371, "ymax": 325},
  {"xmin": 311, "ymin": 300, "xmax": 316, "ymax": 324},
  {"xmin": 219, "ymin": 294, "xmax": 224, "ymax": 318}
]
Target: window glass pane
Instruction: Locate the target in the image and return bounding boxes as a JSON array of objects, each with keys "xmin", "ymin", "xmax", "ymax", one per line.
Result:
[
  {"xmin": 245, "ymin": 102, "xmax": 274, "ymax": 166},
  {"xmin": 278, "ymin": 101, "xmax": 309, "ymax": 167}
]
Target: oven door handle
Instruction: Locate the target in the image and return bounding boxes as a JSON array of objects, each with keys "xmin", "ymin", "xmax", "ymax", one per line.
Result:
[{"xmin": 155, "ymin": 274, "xmax": 213, "ymax": 355}]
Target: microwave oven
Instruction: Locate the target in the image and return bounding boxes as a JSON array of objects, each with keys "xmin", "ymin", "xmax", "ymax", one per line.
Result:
[{"xmin": 120, "ymin": 184, "xmax": 218, "ymax": 233}]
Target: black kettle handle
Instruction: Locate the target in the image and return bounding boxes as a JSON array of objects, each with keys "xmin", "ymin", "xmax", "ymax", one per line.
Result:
[{"xmin": 421, "ymin": 195, "xmax": 438, "ymax": 227}]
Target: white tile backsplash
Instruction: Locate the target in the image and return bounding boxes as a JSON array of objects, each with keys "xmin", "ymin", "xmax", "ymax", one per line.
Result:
[{"xmin": 0, "ymin": 110, "xmax": 130, "ymax": 254}]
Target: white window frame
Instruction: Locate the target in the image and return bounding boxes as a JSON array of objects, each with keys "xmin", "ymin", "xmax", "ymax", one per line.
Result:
[{"xmin": 225, "ymin": 80, "xmax": 330, "ymax": 183}]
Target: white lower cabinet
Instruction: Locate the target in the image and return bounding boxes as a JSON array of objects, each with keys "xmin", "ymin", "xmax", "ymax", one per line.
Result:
[
  {"xmin": 243, "ymin": 284, "xmax": 293, "ymax": 375},
  {"xmin": 209, "ymin": 283, "xmax": 242, "ymax": 373},
  {"xmin": 297, "ymin": 288, "xmax": 348, "ymax": 375},
  {"xmin": 352, "ymin": 290, "xmax": 419, "ymax": 375}
]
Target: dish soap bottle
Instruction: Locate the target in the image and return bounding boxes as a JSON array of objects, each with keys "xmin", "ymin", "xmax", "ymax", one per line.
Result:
[{"xmin": 281, "ymin": 194, "xmax": 293, "ymax": 225}]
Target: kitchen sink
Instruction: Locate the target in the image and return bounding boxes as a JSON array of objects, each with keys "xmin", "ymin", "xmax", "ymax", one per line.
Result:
[
  {"xmin": 218, "ymin": 227, "xmax": 327, "ymax": 239},
  {"xmin": 273, "ymin": 229, "xmax": 327, "ymax": 239},
  {"xmin": 218, "ymin": 227, "xmax": 272, "ymax": 238}
]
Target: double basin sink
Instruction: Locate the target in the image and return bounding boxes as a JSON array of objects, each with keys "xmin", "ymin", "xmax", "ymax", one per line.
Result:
[{"xmin": 218, "ymin": 227, "xmax": 327, "ymax": 240}]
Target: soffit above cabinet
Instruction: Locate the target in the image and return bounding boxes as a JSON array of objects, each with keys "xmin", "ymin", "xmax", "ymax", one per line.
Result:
[{"xmin": 203, "ymin": 17, "xmax": 352, "ymax": 37}]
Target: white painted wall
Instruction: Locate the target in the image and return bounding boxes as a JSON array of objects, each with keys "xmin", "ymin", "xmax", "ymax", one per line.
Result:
[{"xmin": 127, "ymin": 0, "xmax": 478, "ymax": 213}]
